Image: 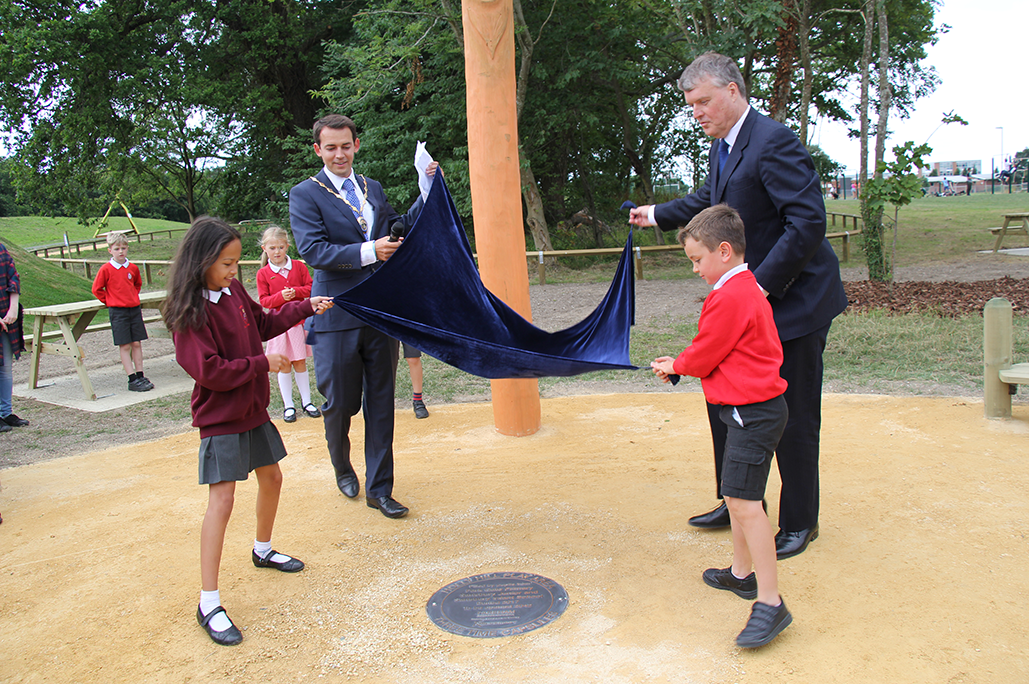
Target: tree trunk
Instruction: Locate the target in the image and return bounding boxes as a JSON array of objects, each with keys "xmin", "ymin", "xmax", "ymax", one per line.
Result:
[
  {"xmin": 858, "ymin": 0, "xmax": 888, "ymax": 282},
  {"xmin": 520, "ymin": 157, "xmax": 553, "ymax": 252},
  {"xmin": 798, "ymin": 0, "xmax": 812, "ymax": 144},
  {"xmin": 877, "ymin": 0, "xmax": 894, "ymax": 285},
  {"xmin": 768, "ymin": 1, "xmax": 798, "ymax": 123},
  {"xmin": 512, "ymin": 0, "xmax": 554, "ymax": 253}
]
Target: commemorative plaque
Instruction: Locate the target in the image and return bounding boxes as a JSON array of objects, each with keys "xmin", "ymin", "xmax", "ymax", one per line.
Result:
[{"xmin": 426, "ymin": 572, "xmax": 569, "ymax": 638}]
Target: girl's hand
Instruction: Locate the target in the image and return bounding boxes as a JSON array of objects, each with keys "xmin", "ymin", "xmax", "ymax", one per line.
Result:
[
  {"xmin": 310, "ymin": 296, "xmax": 334, "ymax": 314},
  {"xmin": 282, "ymin": 287, "xmax": 295, "ymax": 301},
  {"xmin": 266, "ymin": 353, "xmax": 291, "ymax": 373}
]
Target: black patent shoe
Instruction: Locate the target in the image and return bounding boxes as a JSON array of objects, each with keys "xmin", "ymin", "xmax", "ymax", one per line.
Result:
[
  {"xmin": 252, "ymin": 549, "xmax": 305, "ymax": 572},
  {"xmin": 197, "ymin": 605, "xmax": 243, "ymax": 646}
]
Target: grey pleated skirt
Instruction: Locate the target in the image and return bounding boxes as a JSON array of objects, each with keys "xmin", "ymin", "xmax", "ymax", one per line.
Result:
[{"xmin": 198, "ymin": 421, "xmax": 287, "ymax": 485}]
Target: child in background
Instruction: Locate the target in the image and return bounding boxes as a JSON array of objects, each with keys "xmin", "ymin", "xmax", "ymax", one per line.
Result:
[
  {"xmin": 163, "ymin": 216, "xmax": 332, "ymax": 646},
  {"xmin": 91, "ymin": 232, "xmax": 153, "ymax": 392},
  {"xmin": 256, "ymin": 225, "xmax": 320, "ymax": 422},
  {"xmin": 1, "ymin": 242, "xmax": 29, "ymax": 440},
  {"xmin": 651, "ymin": 204, "xmax": 791, "ymax": 648}
]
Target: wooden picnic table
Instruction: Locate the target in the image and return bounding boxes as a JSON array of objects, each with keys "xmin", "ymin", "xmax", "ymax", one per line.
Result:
[
  {"xmin": 992, "ymin": 212, "xmax": 1029, "ymax": 253},
  {"xmin": 23, "ymin": 290, "xmax": 167, "ymax": 400}
]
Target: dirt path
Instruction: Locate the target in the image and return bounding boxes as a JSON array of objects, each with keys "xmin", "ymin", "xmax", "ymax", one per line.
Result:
[{"xmin": 1, "ymin": 393, "xmax": 1027, "ymax": 683}]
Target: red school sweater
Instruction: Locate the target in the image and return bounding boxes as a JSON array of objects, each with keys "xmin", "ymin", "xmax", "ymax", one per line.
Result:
[
  {"xmin": 91, "ymin": 260, "xmax": 142, "ymax": 307},
  {"xmin": 256, "ymin": 259, "xmax": 313, "ymax": 310},
  {"xmin": 672, "ymin": 269, "xmax": 788, "ymax": 406},
  {"xmin": 173, "ymin": 279, "xmax": 312, "ymax": 438}
]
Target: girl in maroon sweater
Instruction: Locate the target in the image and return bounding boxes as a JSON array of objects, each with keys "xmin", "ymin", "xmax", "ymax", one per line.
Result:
[{"xmin": 164, "ymin": 217, "xmax": 332, "ymax": 646}]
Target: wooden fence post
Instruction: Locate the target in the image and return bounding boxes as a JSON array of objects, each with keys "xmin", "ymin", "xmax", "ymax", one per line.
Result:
[{"xmin": 984, "ymin": 297, "xmax": 1014, "ymax": 419}]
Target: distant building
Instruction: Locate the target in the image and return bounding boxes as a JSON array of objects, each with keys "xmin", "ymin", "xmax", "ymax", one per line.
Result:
[{"xmin": 933, "ymin": 160, "xmax": 982, "ymax": 176}]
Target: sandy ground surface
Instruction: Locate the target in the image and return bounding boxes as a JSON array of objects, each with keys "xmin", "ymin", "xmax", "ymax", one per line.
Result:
[{"xmin": 2, "ymin": 392, "xmax": 1028, "ymax": 683}]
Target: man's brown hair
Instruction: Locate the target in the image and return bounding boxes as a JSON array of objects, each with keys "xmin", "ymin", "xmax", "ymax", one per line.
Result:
[{"xmin": 313, "ymin": 114, "xmax": 357, "ymax": 145}]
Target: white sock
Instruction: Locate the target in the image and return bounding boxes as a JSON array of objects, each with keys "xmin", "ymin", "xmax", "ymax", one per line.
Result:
[
  {"xmin": 199, "ymin": 589, "xmax": 232, "ymax": 632},
  {"xmin": 254, "ymin": 539, "xmax": 290, "ymax": 564},
  {"xmin": 295, "ymin": 370, "xmax": 312, "ymax": 406},
  {"xmin": 277, "ymin": 372, "xmax": 295, "ymax": 409}
]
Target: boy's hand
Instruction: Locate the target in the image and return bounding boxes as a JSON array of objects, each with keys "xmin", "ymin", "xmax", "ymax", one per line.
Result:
[
  {"xmin": 266, "ymin": 353, "xmax": 291, "ymax": 373},
  {"xmin": 310, "ymin": 296, "xmax": 334, "ymax": 315},
  {"xmin": 651, "ymin": 357, "xmax": 676, "ymax": 382}
]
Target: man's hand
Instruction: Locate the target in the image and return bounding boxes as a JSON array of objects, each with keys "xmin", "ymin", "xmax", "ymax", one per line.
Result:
[
  {"xmin": 374, "ymin": 235, "xmax": 403, "ymax": 261},
  {"xmin": 426, "ymin": 161, "xmax": 441, "ymax": 178},
  {"xmin": 629, "ymin": 205, "xmax": 656, "ymax": 227}
]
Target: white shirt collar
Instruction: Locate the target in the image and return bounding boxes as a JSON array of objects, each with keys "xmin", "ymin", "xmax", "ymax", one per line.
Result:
[
  {"xmin": 324, "ymin": 167, "xmax": 359, "ymax": 194},
  {"xmin": 712, "ymin": 262, "xmax": 749, "ymax": 290},
  {"xmin": 109, "ymin": 258, "xmax": 131, "ymax": 269},
  {"xmin": 723, "ymin": 105, "xmax": 751, "ymax": 152},
  {"xmin": 268, "ymin": 257, "xmax": 292, "ymax": 275},
  {"xmin": 203, "ymin": 287, "xmax": 233, "ymax": 304}
]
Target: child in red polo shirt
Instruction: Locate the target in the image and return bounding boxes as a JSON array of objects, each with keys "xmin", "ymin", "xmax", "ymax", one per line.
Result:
[
  {"xmin": 91, "ymin": 232, "xmax": 153, "ymax": 392},
  {"xmin": 652, "ymin": 204, "xmax": 791, "ymax": 648}
]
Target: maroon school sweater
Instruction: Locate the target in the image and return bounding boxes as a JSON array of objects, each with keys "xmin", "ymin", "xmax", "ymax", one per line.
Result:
[{"xmin": 173, "ymin": 279, "xmax": 312, "ymax": 438}]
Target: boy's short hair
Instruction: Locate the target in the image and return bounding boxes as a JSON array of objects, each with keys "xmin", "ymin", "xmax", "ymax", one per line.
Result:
[
  {"xmin": 106, "ymin": 231, "xmax": 130, "ymax": 247},
  {"xmin": 677, "ymin": 204, "xmax": 746, "ymax": 256}
]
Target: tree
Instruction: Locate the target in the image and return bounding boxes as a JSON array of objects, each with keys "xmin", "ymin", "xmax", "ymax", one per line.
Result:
[{"xmin": 861, "ymin": 140, "xmax": 930, "ymax": 284}]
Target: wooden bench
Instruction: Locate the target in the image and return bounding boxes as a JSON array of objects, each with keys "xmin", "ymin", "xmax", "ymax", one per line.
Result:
[
  {"xmin": 990, "ymin": 212, "xmax": 1029, "ymax": 252},
  {"xmin": 23, "ymin": 291, "xmax": 168, "ymax": 401}
]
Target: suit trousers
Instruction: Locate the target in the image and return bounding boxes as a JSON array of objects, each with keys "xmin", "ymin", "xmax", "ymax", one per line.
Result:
[
  {"xmin": 311, "ymin": 326, "xmax": 400, "ymax": 498},
  {"xmin": 707, "ymin": 321, "xmax": 830, "ymax": 532}
]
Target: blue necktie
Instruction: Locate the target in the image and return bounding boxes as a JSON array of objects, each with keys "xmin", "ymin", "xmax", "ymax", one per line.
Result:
[
  {"xmin": 343, "ymin": 178, "xmax": 365, "ymax": 235},
  {"xmin": 718, "ymin": 139, "xmax": 729, "ymax": 175}
]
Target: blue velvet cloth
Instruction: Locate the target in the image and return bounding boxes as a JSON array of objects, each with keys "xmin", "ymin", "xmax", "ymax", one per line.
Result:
[{"xmin": 331, "ymin": 177, "xmax": 637, "ymax": 379}]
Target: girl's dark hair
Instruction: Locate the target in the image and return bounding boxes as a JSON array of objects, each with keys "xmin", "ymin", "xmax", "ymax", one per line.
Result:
[{"xmin": 163, "ymin": 216, "xmax": 241, "ymax": 332}]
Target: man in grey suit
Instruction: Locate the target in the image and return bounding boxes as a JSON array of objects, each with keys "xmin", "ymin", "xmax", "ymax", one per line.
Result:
[
  {"xmin": 289, "ymin": 114, "xmax": 437, "ymax": 519},
  {"xmin": 630, "ymin": 53, "xmax": 847, "ymax": 558}
]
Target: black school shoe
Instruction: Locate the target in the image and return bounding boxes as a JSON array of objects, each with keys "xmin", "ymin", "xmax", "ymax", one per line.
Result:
[
  {"xmin": 128, "ymin": 376, "xmax": 153, "ymax": 392},
  {"xmin": 2, "ymin": 413, "xmax": 29, "ymax": 427},
  {"xmin": 736, "ymin": 599, "xmax": 792, "ymax": 648},
  {"xmin": 196, "ymin": 605, "xmax": 243, "ymax": 646},
  {"xmin": 252, "ymin": 549, "xmax": 305, "ymax": 572}
]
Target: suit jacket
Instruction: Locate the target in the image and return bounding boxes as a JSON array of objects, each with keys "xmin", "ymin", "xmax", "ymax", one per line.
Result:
[
  {"xmin": 655, "ymin": 109, "xmax": 847, "ymax": 341},
  {"xmin": 289, "ymin": 170, "xmax": 424, "ymax": 332}
]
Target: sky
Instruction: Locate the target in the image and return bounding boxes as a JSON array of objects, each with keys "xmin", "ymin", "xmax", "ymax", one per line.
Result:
[{"xmin": 807, "ymin": 0, "xmax": 1029, "ymax": 177}]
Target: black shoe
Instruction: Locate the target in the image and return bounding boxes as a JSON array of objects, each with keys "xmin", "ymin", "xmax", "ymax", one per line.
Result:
[
  {"xmin": 367, "ymin": 495, "xmax": 409, "ymax": 518},
  {"xmin": 736, "ymin": 599, "xmax": 792, "ymax": 648},
  {"xmin": 702, "ymin": 566, "xmax": 758, "ymax": 599},
  {"xmin": 196, "ymin": 605, "xmax": 243, "ymax": 646},
  {"xmin": 335, "ymin": 469, "xmax": 359, "ymax": 498},
  {"xmin": 688, "ymin": 501, "xmax": 730, "ymax": 529},
  {"xmin": 128, "ymin": 377, "xmax": 152, "ymax": 392},
  {"xmin": 302, "ymin": 403, "xmax": 321, "ymax": 418},
  {"xmin": 775, "ymin": 526, "xmax": 819, "ymax": 560},
  {"xmin": 3, "ymin": 413, "xmax": 29, "ymax": 427},
  {"xmin": 283, "ymin": 407, "xmax": 297, "ymax": 423},
  {"xmin": 413, "ymin": 399, "xmax": 429, "ymax": 419},
  {"xmin": 0, "ymin": 423, "xmax": 10, "ymax": 433},
  {"xmin": 252, "ymin": 549, "xmax": 305, "ymax": 572}
]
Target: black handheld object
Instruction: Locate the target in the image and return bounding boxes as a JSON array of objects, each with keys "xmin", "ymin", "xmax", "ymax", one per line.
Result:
[
  {"xmin": 388, "ymin": 221, "xmax": 406, "ymax": 242},
  {"xmin": 620, "ymin": 200, "xmax": 637, "ymax": 210}
]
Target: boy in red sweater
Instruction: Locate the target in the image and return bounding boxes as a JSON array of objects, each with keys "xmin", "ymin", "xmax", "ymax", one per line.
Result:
[
  {"xmin": 91, "ymin": 232, "xmax": 153, "ymax": 391},
  {"xmin": 651, "ymin": 204, "xmax": 791, "ymax": 648}
]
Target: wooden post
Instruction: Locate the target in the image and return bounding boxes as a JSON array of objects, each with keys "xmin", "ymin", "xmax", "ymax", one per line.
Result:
[
  {"xmin": 143, "ymin": 262, "xmax": 153, "ymax": 285},
  {"xmin": 537, "ymin": 252, "xmax": 546, "ymax": 286},
  {"xmin": 634, "ymin": 246, "xmax": 644, "ymax": 281},
  {"xmin": 984, "ymin": 297, "xmax": 1013, "ymax": 418},
  {"xmin": 462, "ymin": 0, "xmax": 541, "ymax": 436}
]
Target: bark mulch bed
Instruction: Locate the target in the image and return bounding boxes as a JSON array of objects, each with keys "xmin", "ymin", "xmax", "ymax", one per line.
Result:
[{"xmin": 844, "ymin": 277, "xmax": 1029, "ymax": 317}]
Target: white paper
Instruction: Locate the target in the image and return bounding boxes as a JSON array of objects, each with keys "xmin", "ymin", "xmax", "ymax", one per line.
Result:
[{"xmin": 415, "ymin": 141, "xmax": 434, "ymax": 200}]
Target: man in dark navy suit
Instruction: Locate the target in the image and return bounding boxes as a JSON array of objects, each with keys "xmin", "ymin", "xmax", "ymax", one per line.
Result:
[
  {"xmin": 630, "ymin": 53, "xmax": 847, "ymax": 559},
  {"xmin": 289, "ymin": 114, "xmax": 437, "ymax": 519}
]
